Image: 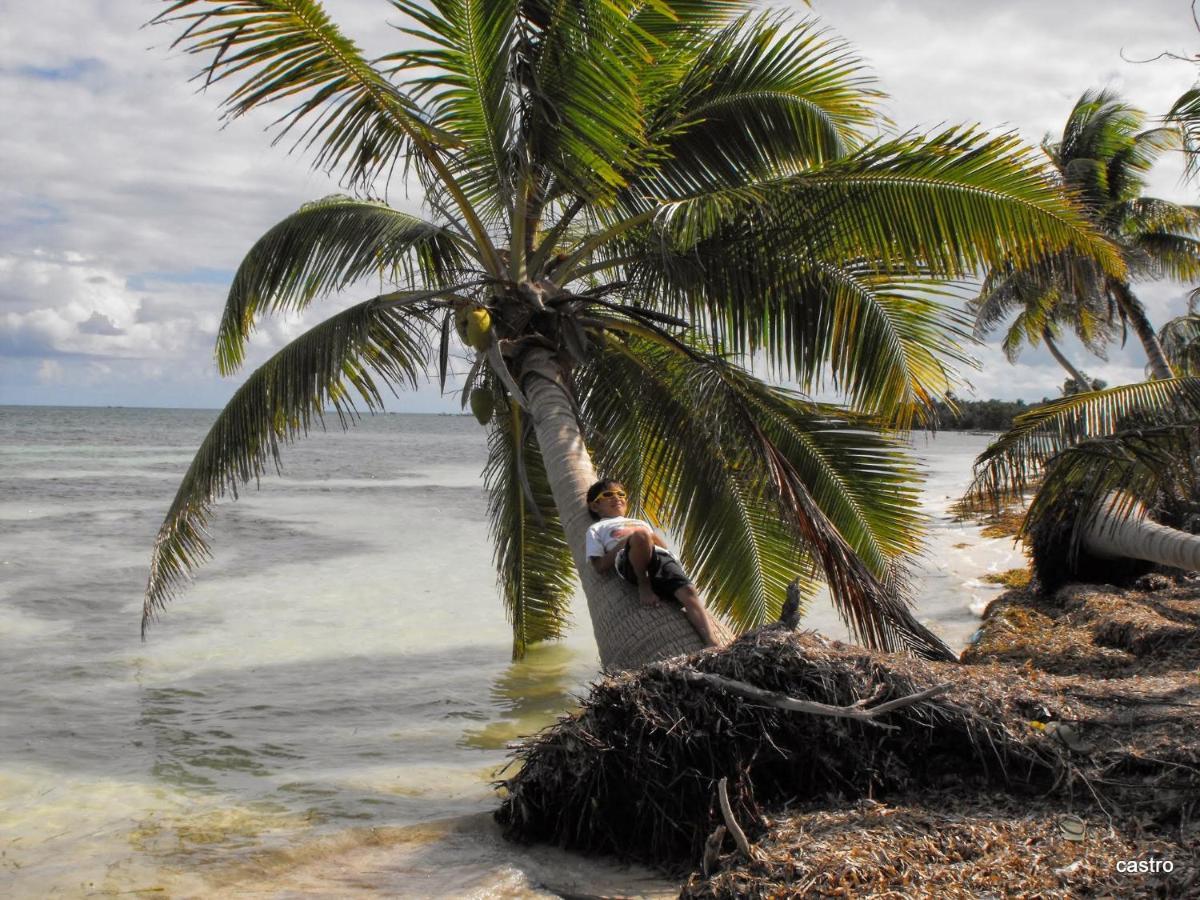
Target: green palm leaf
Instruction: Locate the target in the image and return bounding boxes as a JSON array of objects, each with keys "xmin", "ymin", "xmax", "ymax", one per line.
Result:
[
  {"xmin": 1128, "ymin": 232, "xmax": 1200, "ymax": 281},
  {"xmin": 1160, "ymin": 313, "xmax": 1200, "ymax": 376},
  {"xmin": 515, "ymin": 0, "xmax": 656, "ymax": 198},
  {"xmin": 578, "ymin": 330, "xmax": 948, "ymax": 658},
  {"xmin": 142, "ymin": 296, "xmax": 432, "ymax": 635},
  {"xmin": 154, "ymin": 0, "xmax": 450, "ymax": 184},
  {"xmin": 638, "ymin": 127, "xmax": 1122, "ymax": 278},
  {"xmin": 389, "ymin": 0, "xmax": 520, "ymax": 221},
  {"xmin": 960, "ymin": 377, "xmax": 1200, "ymax": 513},
  {"xmin": 1022, "ymin": 423, "xmax": 1200, "ymax": 566},
  {"xmin": 631, "ymin": 13, "xmax": 880, "ymax": 201},
  {"xmin": 1167, "ymin": 86, "xmax": 1200, "ymax": 183},
  {"xmin": 217, "ymin": 196, "xmax": 470, "ymax": 372},
  {"xmin": 484, "ymin": 396, "xmax": 576, "ymax": 657}
]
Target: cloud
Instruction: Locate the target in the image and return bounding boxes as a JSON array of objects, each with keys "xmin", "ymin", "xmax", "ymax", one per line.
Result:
[
  {"xmin": 78, "ymin": 311, "xmax": 124, "ymax": 335},
  {"xmin": 2, "ymin": 0, "xmax": 1198, "ymax": 409}
]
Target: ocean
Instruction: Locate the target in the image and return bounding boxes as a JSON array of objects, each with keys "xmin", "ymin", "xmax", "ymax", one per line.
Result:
[{"xmin": 0, "ymin": 407, "xmax": 1022, "ymax": 897}]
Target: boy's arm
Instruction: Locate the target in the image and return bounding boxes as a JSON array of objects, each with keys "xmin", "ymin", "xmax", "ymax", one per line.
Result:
[
  {"xmin": 590, "ymin": 524, "xmax": 665, "ymax": 574},
  {"xmin": 590, "ymin": 544, "xmax": 622, "ymax": 574}
]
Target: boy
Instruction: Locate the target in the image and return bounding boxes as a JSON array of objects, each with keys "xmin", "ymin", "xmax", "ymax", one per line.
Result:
[{"xmin": 584, "ymin": 479, "xmax": 720, "ymax": 647}]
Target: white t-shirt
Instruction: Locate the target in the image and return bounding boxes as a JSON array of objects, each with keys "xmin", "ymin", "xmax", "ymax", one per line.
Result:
[{"xmin": 585, "ymin": 517, "xmax": 668, "ymax": 559}]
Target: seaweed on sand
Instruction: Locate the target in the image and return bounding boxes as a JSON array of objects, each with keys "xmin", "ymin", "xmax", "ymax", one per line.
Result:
[{"xmin": 495, "ymin": 630, "xmax": 1063, "ymax": 870}]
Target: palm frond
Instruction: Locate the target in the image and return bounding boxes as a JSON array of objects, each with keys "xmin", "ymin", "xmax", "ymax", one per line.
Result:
[
  {"xmin": 1127, "ymin": 231, "xmax": 1200, "ymax": 281},
  {"xmin": 626, "ymin": 127, "xmax": 1122, "ymax": 286},
  {"xmin": 628, "ymin": 0, "xmax": 748, "ymax": 39},
  {"xmin": 142, "ymin": 297, "xmax": 431, "ymax": 635},
  {"xmin": 153, "ymin": 0, "xmax": 449, "ymax": 185},
  {"xmin": 484, "ymin": 396, "xmax": 576, "ymax": 658},
  {"xmin": 1167, "ymin": 86, "xmax": 1200, "ymax": 183},
  {"xmin": 217, "ymin": 196, "xmax": 470, "ymax": 372},
  {"xmin": 388, "ymin": 0, "xmax": 520, "ymax": 221},
  {"xmin": 578, "ymin": 332, "xmax": 950, "ymax": 658},
  {"xmin": 630, "ymin": 13, "xmax": 880, "ymax": 202},
  {"xmin": 1022, "ymin": 423, "xmax": 1200, "ymax": 563},
  {"xmin": 960, "ymin": 377, "xmax": 1200, "ymax": 513},
  {"xmin": 511, "ymin": 0, "xmax": 657, "ymax": 200},
  {"xmin": 1160, "ymin": 313, "xmax": 1200, "ymax": 375}
]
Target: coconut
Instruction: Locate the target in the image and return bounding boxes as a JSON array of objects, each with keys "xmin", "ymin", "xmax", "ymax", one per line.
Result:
[
  {"xmin": 469, "ymin": 389, "xmax": 495, "ymax": 426},
  {"xmin": 465, "ymin": 308, "xmax": 492, "ymax": 350}
]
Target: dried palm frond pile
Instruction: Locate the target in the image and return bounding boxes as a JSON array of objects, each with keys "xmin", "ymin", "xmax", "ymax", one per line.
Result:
[
  {"xmin": 496, "ymin": 630, "xmax": 1063, "ymax": 869},
  {"xmin": 680, "ymin": 791, "xmax": 1196, "ymax": 898}
]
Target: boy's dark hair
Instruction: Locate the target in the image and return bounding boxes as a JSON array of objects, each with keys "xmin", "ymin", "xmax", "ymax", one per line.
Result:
[{"xmin": 586, "ymin": 479, "xmax": 625, "ymax": 520}]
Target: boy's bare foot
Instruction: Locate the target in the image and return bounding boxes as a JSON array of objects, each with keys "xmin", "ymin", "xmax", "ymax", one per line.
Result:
[{"xmin": 638, "ymin": 584, "xmax": 661, "ymax": 607}]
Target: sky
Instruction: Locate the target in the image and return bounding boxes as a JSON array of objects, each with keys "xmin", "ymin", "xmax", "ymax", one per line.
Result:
[{"xmin": 2, "ymin": 0, "xmax": 1199, "ymax": 411}]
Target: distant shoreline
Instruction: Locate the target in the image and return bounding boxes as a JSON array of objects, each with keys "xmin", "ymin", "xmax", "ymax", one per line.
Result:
[{"xmin": 0, "ymin": 403, "xmax": 472, "ymax": 415}]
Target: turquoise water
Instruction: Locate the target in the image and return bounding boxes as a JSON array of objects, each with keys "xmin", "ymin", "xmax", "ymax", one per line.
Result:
[{"xmin": 0, "ymin": 407, "xmax": 1018, "ymax": 896}]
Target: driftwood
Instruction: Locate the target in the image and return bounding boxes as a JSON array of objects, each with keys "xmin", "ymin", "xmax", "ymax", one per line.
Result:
[
  {"xmin": 700, "ymin": 825, "xmax": 726, "ymax": 876},
  {"xmin": 673, "ymin": 668, "xmax": 951, "ymax": 729},
  {"xmin": 716, "ymin": 777, "xmax": 753, "ymax": 861}
]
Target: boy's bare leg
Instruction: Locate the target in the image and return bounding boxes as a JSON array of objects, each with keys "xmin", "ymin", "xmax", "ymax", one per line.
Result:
[
  {"xmin": 625, "ymin": 531, "xmax": 661, "ymax": 607},
  {"xmin": 674, "ymin": 586, "xmax": 721, "ymax": 647}
]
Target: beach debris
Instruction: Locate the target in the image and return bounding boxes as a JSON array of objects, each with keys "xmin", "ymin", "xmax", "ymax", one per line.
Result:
[
  {"xmin": 679, "ymin": 791, "xmax": 1195, "ymax": 898},
  {"xmin": 715, "ymin": 777, "xmax": 755, "ymax": 863},
  {"xmin": 1058, "ymin": 814, "xmax": 1086, "ymax": 842},
  {"xmin": 496, "ymin": 631, "xmax": 1060, "ymax": 868}
]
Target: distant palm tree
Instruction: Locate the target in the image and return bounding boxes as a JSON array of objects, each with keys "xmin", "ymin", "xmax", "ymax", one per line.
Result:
[
  {"xmin": 970, "ymin": 261, "xmax": 1115, "ymax": 387},
  {"xmin": 1159, "ymin": 294, "xmax": 1200, "ymax": 375},
  {"xmin": 1167, "ymin": 85, "xmax": 1200, "ymax": 183},
  {"xmin": 142, "ymin": 0, "xmax": 1117, "ymax": 667},
  {"xmin": 974, "ymin": 90, "xmax": 1200, "ymax": 382}
]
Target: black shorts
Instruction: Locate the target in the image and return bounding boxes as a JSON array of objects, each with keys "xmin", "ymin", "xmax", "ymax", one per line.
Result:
[{"xmin": 614, "ymin": 547, "xmax": 692, "ymax": 601}]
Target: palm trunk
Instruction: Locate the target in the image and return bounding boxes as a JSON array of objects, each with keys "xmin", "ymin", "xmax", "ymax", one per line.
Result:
[
  {"xmin": 519, "ymin": 348, "xmax": 709, "ymax": 669},
  {"xmin": 1110, "ymin": 280, "xmax": 1175, "ymax": 381},
  {"xmin": 1082, "ymin": 493, "xmax": 1200, "ymax": 573},
  {"xmin": 1041, "ymin": 328, "xmax": 1090, "ymax": 387}
]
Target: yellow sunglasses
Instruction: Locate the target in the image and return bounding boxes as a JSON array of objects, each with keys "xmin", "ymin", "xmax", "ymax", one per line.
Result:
[{"xmin": 595, "ymin": 489, "xmax": 627, "ymax": 500}]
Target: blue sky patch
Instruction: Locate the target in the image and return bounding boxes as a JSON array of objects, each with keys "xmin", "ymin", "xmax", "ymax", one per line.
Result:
[
  {"xmin": 15, "ymin": 57, "xmax": 104, "ymax": 82},
  {"xmin": 127, "ymin": 268, "xmax": 234, "ymax": 292}
]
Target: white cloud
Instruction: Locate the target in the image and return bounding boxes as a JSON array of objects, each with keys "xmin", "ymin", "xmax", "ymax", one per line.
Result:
[{"xmin": 3, "ymin": 0, "xmax": 1198, "ymax": 408}]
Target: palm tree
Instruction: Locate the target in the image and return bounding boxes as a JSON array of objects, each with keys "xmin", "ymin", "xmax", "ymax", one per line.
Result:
[
  {"xmin": 142, "ymin": 0, "xmax": 1119, "ymax": 669},
  {"xmin": 970, "ymin": 260, "xmax": 1115, "ymax": 387},
  {"xmin": 961, "ymin": 379, "xmax": 1200, "ymax": 589},
  {"xmin": 1159, "ymin": 293, "xmax": 1200, "ymax": 375},
  {"xmin": 975, "ymin": 90, "xmax": 1200, "ymax": 382}
]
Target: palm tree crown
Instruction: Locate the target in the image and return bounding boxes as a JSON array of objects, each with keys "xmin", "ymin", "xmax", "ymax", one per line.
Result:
[
  {"xmin": 973, "ymin": 89, "xmax": 1200, "ymax": 382},
  {"xmin": 143, "ymin": 0, "xmax": 1119, "ymax": 663}
]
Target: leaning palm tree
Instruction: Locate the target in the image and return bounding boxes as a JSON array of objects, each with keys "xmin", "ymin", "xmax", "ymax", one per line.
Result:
[
  {"xmin": 975, "ymin": 89, "xmax": 1200, "ymax": 382},
  {"xmin": 142, "ymin": 0, "xmax": 1120, "ymax": 669},
  {"xmin": 961, "ymin": 378, "xmax": 1200, "ymax": 589}
]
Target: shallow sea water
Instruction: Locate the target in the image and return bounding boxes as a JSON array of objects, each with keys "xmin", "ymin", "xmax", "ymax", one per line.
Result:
[{"xmin": 0, "ymin": 407, "xmax": 1020, "ymax": 897}]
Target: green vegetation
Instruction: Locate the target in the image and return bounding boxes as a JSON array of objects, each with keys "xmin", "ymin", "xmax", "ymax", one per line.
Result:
[
  {"xmin": 925, "ymin": 397, "xmax": 1031, "ymax": 431},
  {"xmin": 981, "ymin": 568, "xmax": 1031, "ymax": 589},
  {"xmin": 973, "ymin": 90, "xmax": 1199, "ymax": 382},
  {"xmin": 143, "ymin": 0, "xmax": 1120, "ymax": 664},
  {"xmin": 959, "ymin": 90, "xmax": 1200, "ymax": 589}
]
